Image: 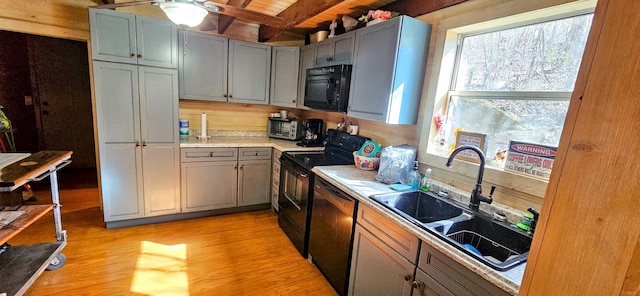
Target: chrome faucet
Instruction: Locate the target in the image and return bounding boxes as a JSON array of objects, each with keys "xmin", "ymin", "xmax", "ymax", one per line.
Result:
[{"xmin": 446, "ymin": 145, "xmax": 496, "ymax": 210}]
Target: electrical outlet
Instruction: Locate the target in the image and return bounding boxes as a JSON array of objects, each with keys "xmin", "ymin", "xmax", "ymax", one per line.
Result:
[{"xmin": 24, "ymin": 96, "xmax": 33, "ymax": 106}]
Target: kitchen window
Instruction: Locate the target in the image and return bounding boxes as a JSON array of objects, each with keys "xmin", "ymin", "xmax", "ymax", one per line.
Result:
[{"xmin": 429, "ymin": 12, "xmax": 593, "ymax": 170}]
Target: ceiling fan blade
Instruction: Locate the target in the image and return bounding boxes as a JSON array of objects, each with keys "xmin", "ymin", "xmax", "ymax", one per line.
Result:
[
  {"xmin": 198, "ymin": 14, "xmax": 218, "ymax": 31},
  {"xmin": 203, "ymin": 2, "xmax": 284, "ymax": 27},
  {"xmin": 93, "ymin": 0, "xmax": 159, "ymax": 9}
]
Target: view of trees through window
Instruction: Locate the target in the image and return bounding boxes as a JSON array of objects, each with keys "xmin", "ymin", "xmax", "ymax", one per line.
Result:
[
  {"xmin": 431, "ymin": 13, "xmax": 593, "ymax": 169},
  {"xmin": 455, "ymin": 13, "xmax": 593, "ymax": 92}
]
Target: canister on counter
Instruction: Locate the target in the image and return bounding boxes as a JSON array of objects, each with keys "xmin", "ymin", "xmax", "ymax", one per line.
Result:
[{"xmin": 179, "ymin": 119, "xmax": 189, "ymax": 136}]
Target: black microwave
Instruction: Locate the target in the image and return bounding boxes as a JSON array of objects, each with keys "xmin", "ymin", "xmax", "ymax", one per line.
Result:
[{"xmin": 304, "ymin": 65, "xmax": 352, "ymax": 113}]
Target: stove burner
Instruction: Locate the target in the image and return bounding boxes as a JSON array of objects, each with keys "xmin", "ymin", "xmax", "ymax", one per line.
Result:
[{"xmin": 282, "ymin": 129, "xmax": 370, "ymax": 171}]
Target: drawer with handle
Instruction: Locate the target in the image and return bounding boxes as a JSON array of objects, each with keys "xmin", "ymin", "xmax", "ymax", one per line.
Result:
[
  {"xmin": 239, "ymin": 147, "xmax": 272, "ymax": 160},
  {"xmin": 181, "ymin": 148, "xmax": 238, "ymax": 162}
]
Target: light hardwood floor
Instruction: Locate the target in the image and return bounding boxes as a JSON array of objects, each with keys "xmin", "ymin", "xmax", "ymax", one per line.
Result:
[{"xmin": 9, "ymin": 169, "xmax": 336, "ymax": 296}]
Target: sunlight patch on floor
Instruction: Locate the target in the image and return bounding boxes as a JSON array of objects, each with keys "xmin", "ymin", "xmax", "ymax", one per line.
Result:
[{"xmin": 131, "ymin": 241, "xmax": 189, "ymax": 295}]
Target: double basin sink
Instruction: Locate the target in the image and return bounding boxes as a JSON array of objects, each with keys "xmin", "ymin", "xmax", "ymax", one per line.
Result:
[{"xmin": 370, "ymin": 190, "xmax": 532, "ymax": 271}]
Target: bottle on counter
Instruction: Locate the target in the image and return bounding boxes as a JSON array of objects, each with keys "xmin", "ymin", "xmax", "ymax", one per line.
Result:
[
  {"xmin": 421, "ymin": 167, "xmax": 432, "ymax": 192},
  {"xmin": 408, "ymin": 161, "xmax": 421, "ymax": 190}
]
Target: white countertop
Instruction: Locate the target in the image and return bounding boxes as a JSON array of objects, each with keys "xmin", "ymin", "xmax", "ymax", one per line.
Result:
[
  {"xmin": 312, "ymin": 165, "xmax": 525, "ymax": 295},
  {"xmin": 179, "ymin": 134, "xmax": 325, "ymax": 152}
]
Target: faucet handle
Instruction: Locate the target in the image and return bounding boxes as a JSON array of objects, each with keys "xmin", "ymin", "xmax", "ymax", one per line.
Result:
[{"xmin": 489, "ymin": 185, "xmax": 496, "ymax": 196}]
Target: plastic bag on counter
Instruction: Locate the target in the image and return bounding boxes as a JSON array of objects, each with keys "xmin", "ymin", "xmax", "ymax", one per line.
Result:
[{"xmin": 375, "ymin": 145, "xmax": 418, "ymax": 184}]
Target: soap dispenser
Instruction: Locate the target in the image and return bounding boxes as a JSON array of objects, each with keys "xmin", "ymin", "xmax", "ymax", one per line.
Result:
[
  {"xmin": 408, "ymin": 161, "xmax": 421, "ymax": 190},
  {"xmin": 421, "ymin": 167, "xmax": 432, "ymax": 192}
]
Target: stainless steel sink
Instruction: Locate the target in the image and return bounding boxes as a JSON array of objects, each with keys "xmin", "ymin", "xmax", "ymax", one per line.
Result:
[
  {"xmin": 369, "ymin": 190, "xmax": 532, "ymax": 271},
  {"xmin": 440, "ymin": 216, "xmax": 532, "ymax": 271},
  {"xmin": 369, "ymin": 190, "xmax": 465, "ymax": 223}
]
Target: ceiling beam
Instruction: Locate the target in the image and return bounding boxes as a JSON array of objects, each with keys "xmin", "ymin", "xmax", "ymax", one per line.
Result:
[
  {"xmin": 217, "ymin": 0, "xmax": 253, "ymax": 34},
  {"xmin": 258, "ymin": 0, "xmax": 470, "ymax": 42},
  {"xmin": 258, "ymin": 0, "xmax": 346, "ymax": 42},
  {"xmin": 101, "ymin": 0, "xmax": 115, "ymax": 4},
  {"xmin": 380, "ymin": 0, "xmax": 469, "ymax": 17}
]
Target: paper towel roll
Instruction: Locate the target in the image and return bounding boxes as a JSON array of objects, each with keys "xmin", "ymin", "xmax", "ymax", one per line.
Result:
[{"xmin": 201, "ymin": 112, "xmax": 207, "ymax": 138}]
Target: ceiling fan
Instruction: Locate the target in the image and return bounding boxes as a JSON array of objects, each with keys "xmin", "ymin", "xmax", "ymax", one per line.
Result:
[{"xmin": 93, "ymin": 0, "xmax": 284, "ymax": 29}]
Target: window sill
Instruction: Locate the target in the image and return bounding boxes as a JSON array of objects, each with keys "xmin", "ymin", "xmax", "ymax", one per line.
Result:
[{"xmin": 421, "ymin": 152, "xmax": 549, "ymax": 199}]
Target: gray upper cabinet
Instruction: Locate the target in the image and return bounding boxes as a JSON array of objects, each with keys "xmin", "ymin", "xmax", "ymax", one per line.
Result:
[
  {"xmin": 314, "ymin": 33, "xmax": 355, "ymax": 67},
  {"xmin": 89, "ymin": 9, "xmax": 178, "ymax": 68},
  {"xmin": 297, "ymin": 43, "xmax": 316, "ymax": 109},
  {"xmin": 348, "ymin": 16, "xmax": 431, "ymax": 124},
  {"xmin": 178, "ymin": 30, "xmax": 228, "ymax": 101},
  {"xmin": 228, "ymin": 40, "xmax": 272, "ymax": 105},
  {"xmin": 270, "ymin": 46, "xmax": 300, "ymax": 108}
]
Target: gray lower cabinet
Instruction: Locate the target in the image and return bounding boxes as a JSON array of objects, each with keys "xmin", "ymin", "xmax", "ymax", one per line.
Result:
[
  {"xmin": 350, "ymin": 224, "xmax": 416, "ymax": 296},
  {"xmin": 413, "ymin": 268, "xmax": 456, "ymax": 296},
  {"xmin": 237, "ymin": 148, "xmax": 272, "ymax": 206},
  {"xmin": 415, "ymin": 243, "xmax": 510, "ymax": 296},
  {"xmin": 93, "ymin": 61, "xmax": 180, "ymax": 222},
  {"xmin": 270, "ymin": 46, "xmax": 300, "ymax": 107},
  {"xmin": 178, "ymin": 30, "xmax": 228, "ymax": 101},
  {"xmin": 349, "ymin": 203, "xmax": 420, "ymax": 295},
  {"xmin": 348, "ymin": 16, "xmax": 431, "ymax": 124},
  {"xmin": 181, "ymin": 148, "xmax": 238, "ymax": 212},
  {"xmin": 180, "ymin": 147, "xmax": 271, "ymax": 212},
  {"xmin": 228, "ymin": 40, "xmax": 271, "ymax": 105},
  {"xmin": 89, "ymin": 8, "xmax": 178, "ymax": 68}
]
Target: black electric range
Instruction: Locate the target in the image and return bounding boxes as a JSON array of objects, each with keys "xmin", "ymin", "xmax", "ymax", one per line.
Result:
[
  {"xmin": 282, "ymin": 129, "xmax": 369, "ymax": 170},
  {"xmin": 277, "ymin": 129, "xmax": 369, "ymax": 257}
]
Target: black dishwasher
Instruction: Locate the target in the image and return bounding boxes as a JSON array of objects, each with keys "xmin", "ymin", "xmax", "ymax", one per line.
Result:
[{"xmin": 309, "ymin": 176, "xmax": 357, "ymax": 296}]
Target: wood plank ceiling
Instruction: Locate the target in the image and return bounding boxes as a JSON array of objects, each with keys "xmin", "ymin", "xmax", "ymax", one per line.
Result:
[{"xmin": 110, "ymin": 0, "xmax": 468, "ymax": 42}]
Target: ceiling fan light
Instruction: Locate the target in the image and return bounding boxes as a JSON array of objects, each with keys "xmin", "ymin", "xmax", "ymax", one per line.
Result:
[{"xmin": 159, "ymin": 2, "xmax": 208, "ymax": 27}]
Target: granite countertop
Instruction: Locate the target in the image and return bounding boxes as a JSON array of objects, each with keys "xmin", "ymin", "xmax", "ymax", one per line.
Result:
[
  {"xmin": 312, "ymin": 165, "xmax": 525, "ymax": 296},
  {"xmin": 179, "ymin": 131, "xmax": 324, "ymax": 152}
]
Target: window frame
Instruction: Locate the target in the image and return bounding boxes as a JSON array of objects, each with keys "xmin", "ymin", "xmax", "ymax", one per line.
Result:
[
  {"xmin": 449, "ymin": 11, "xmax": 595, "ymax": 93},
  {"xmin": 418, "ymin": 3, "xmax": 596, "ymax": 201},
  {"xmin": 437, "ymin": 12, "xmax": 593, "ymax": 169}
]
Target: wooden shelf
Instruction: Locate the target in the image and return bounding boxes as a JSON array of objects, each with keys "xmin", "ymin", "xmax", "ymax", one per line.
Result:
[
  {"xmin": 0, "ymin": 242, "xmax": 66, "ymax": 296},
  {"xmin": 0, "ymin": 151, "xmax": 72, "ymax": 191},
  {"xmin": 0, "ymin": 205, "xmax": 53, "ymax": 246}
]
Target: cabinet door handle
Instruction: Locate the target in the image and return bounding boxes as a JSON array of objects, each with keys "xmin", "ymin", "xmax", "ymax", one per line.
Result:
[
  {"xmin": 240, "ymin": 164, "xmax": 244, "ymax": 169},
  {"xmin": 130, "ymin": 53, "xmax": 136, "ymax": 57},
  {"xmin": 403, "ymin": 274, "xmax": 412, "ymax": 281},
  {"xmin": 223, "ymin": 94, "xmax": 228, "ymax": 98},
  {"xmin": 208, "ymin": 152, "xmax": 213, "ymax": 157},
  {"xmin": 412, "ymin": 281, "xmax": 426, "ymax": 295},
  {"xmin": 137, "ymin": 54, "xmax": 143, "ymax": 59}
]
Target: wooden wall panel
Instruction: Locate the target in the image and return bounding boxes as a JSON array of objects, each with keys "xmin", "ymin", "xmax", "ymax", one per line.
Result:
[
  {"xmin": 300, "ymin": 109, "xmax": 419, "ymax": 147},
  {"xmin": 0, "ymin": 0, "xmax": 91, "ymax": 40},
  {"xmin": 179, "ymin": 100, "xmax": 279, "ymax": 132},
  {"xmin": 520, "ymin": 0, "xmax": 640, "ymax": 294}
]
